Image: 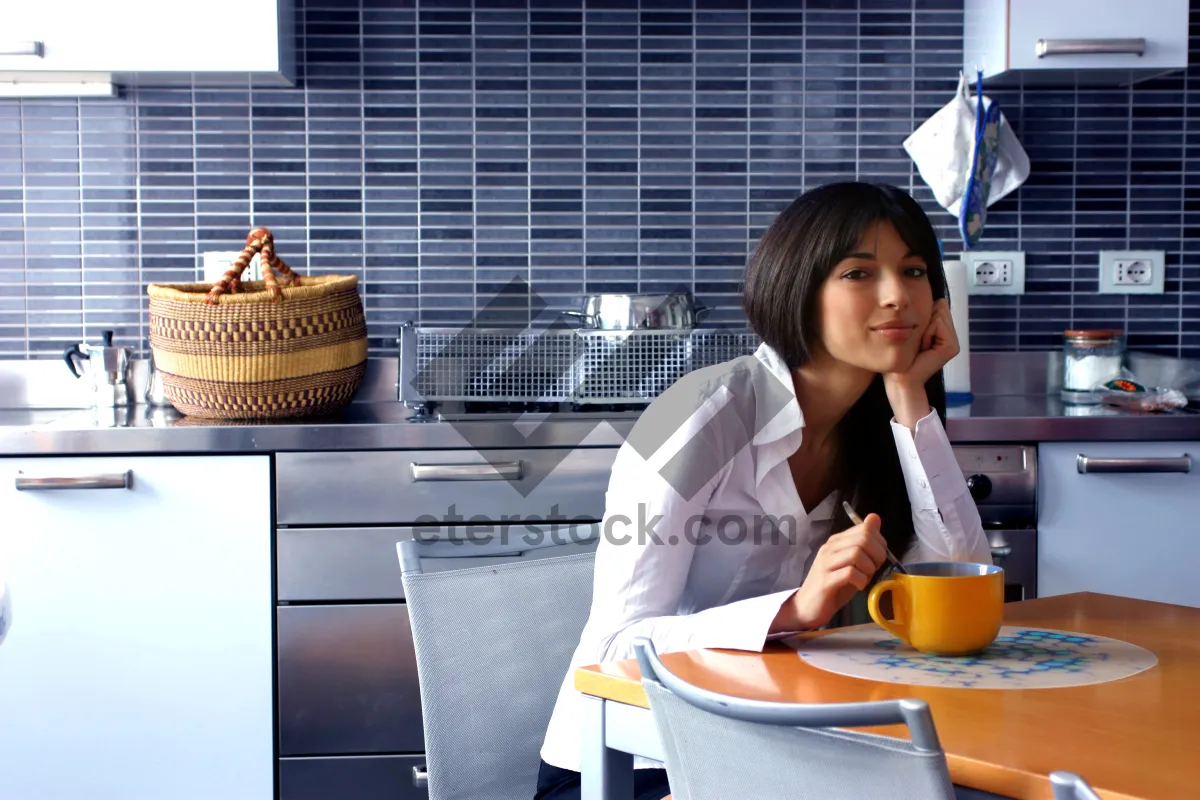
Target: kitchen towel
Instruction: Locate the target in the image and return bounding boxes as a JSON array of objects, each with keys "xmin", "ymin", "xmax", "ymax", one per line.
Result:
[
  {"xmin": 942, "ymin": 258, "xmax": 972, "ymax": 402},
  {"xmin": 903, "ymin": 72, "xmax": 1029, "ymax": 225}
]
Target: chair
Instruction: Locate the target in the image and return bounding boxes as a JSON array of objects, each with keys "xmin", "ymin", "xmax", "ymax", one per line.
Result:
[
  {"xmin": 632, "ymin": 637, "xmax": 956, "ymax": 800},
  {"xmin": 398, "ymin": 527, "xmax": 599, "ymax": 800},
  {"xmin": 1050, "ymin": 771, "xmax": 1103, "ymax": 800}
]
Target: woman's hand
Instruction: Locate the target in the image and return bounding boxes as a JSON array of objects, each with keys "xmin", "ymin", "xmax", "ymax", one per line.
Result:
[
  {"xmin": 773, "ymin": 513, "xmax": 888, "ymax": 632},
  {"xmin": 883, "ymin": 297, "xmax": 959, "ymax": 428}
]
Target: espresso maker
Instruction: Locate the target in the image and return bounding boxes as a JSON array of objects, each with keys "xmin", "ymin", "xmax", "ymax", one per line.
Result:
[{"xmin": 63, "ymin": 330, "xmax": 133, "ymax": 408}]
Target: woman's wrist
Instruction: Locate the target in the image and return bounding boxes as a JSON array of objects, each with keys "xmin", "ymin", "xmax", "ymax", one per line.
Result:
[
  {"xmin": 770, "ymin": 591, "xmax": 802, "ymax": 633},
  {"xmin": 883, "ymin": 377, "xmax": 931, "ymax": 430},
  {"xmin": 770, "ymin": 589, "xmax": 817, "ymax": 633}
]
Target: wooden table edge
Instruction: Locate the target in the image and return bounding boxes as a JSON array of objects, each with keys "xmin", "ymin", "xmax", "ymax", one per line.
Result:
[
  {"xmin": 573, "ymin": 665, "xmax": 1146, "ymax": 800},
  {"xmin": 572, "ymin": 595, "xmax": 1177, "ymax": 800}
]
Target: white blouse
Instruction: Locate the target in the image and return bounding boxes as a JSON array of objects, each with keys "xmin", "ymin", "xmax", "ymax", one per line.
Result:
[{"xmin": 540, "ymin": 342, "xmax": 991, "ymax": 772}]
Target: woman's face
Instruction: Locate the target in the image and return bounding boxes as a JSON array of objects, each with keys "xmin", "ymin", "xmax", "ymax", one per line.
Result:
[{"xmin": 814, "ymin": 220, "xmax": 934, "ymax": 375}]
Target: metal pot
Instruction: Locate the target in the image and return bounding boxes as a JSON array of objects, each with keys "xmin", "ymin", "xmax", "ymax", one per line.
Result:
[{"xmin": 563, "ymin": 291, "xmax": 711, "ymax": 330}]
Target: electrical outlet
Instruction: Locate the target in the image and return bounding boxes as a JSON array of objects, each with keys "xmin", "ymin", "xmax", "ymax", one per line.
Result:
[
  {"xmin": 1114, "ymin": 259, "xmax": 1153, "ymax": 285},
  {"xmin": 960, "ymin": 251, "xmax": 1025, "ymax": 295},
  {"xmin": 1099, "ymin": 250, "xmax": 1164, "ymax": 294},
  {"xmin": 974, "ymin": 259, "xmax": 1012, "ymax": 286}
]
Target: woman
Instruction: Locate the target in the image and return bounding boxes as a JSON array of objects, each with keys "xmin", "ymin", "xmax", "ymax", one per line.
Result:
[{"xmin": 534, "ymin": 181, "xmax": 991, "ymax": 799}]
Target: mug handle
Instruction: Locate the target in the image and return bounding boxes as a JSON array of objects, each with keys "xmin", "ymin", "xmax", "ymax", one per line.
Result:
[{"xmin": 868, "ymin": 579, "xmax": 910, "ymax": 645}]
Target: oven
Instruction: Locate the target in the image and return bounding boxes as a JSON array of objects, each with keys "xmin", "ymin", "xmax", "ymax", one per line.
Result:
[{"xmin": 956, "ymin": 444, "xmax": 1038, "ymax": 603}]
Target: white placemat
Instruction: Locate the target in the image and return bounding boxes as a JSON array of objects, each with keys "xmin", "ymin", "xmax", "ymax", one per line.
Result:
[{"xmin": 796, "ymin": 626, "xmax": 1157, "ymax": 689}]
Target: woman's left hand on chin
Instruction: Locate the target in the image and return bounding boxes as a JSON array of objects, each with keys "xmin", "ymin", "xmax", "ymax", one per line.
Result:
[{"xmin": 883, "ymin": 298, "xmax": 959, "ymax": 427}]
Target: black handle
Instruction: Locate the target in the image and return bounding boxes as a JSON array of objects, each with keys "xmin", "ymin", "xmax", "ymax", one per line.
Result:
[
  {"xmin": 63, "ymin": 343, "xmax": 86, "ymax": 378},
  {"xmin": 101, "ymin": 329, "xmax": 114, "ymax": 346}
]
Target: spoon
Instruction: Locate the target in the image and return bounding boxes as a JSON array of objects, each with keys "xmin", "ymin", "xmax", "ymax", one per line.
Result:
[{"xmin": 842, "ymin": 500, "xmax": 908, "ymax": 575}]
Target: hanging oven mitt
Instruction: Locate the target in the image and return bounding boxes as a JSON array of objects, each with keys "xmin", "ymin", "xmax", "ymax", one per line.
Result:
[
  {"xmin": 903, "ymin": 72, "xmax": 976, "ymax": 214},
  {"xmin": 959, "ymin": 81, "xmax": 1003, "ymax": 248},
  {"xmin": 904, "ymin": 72, "xmax": 1029, "ymax": 233}
]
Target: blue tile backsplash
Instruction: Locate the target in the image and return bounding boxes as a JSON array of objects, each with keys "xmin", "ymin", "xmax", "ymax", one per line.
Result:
[{"xmin": 3, "ymin": 0, "xmax": 1200, "ymax": 359}]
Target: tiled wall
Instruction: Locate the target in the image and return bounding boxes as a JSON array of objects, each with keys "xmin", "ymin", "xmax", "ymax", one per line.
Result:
[{"xmin": 2, "ymin": 0, "xmax": 1200, "ymax": 359}]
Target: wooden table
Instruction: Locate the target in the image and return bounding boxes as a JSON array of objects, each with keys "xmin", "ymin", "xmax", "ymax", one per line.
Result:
[{"xmin": 574, "ymin": 593, "xmax": 1199, "ymax": 800}]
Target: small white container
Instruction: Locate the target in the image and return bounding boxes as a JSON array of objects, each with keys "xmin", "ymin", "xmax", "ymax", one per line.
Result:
[{"xmin": 1062, "ymin": 330, "xmax": 1124, "ymax": 404}]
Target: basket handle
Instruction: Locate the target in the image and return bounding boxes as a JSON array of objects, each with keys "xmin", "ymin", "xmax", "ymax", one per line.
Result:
[{"xmin": 204, "ymin": 227, "xmax": 301, "ymax": 304}]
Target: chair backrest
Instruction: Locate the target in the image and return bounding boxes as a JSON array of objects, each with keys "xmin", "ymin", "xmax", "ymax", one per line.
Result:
[
  {"xmin": 398, "ymin": 528, "xmax": 599, "ymax": 800},
  {"xmin": 1050, "ymin": 771, "xmax": 1103, "ymax": 800},
  {"xmin": 633, "ymin": 637, "xmax": 955, "ymax": 800}
]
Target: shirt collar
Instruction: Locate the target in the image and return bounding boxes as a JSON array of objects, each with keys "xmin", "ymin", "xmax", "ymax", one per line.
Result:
[
  {"xmin": 749, "ymin": 341, "xmax": 806, "ymax": 487},
  {"xmin": 750, "ymin": 341, "xmax": 804, "ymax": 446}
]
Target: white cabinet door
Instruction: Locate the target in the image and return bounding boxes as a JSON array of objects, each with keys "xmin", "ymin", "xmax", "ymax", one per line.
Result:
[
  {"xmin": 1038, "ymin": 442, "xmax": 1200, "ymax": 608},
  {"xmin": 1008, "ymin": 0, "xmax": 1189, "ymax": 72},
  {"xmin": 0, "ymin": 455, "xmax": 273, "ymax": 800},
  {"xmin": 0, "ymin": 0, "xmax": 291, "ymax": 77},
  {"xmin": 964, "ymin": 0, "xmax": 1188, "ymax": 84}
]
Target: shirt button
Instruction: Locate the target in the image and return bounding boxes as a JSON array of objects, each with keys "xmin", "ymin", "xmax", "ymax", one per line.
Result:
[
  {"xmin": 919, "ymin": 478, "xmax": 928, "ymax": 489},
  {"xmin": 909, "ymin": 448, "xmax": 919, "ymax": 459}
]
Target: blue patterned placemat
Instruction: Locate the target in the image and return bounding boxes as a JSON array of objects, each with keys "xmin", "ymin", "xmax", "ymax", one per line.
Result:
[{"xmin": 796, "ymin": 626, "xmax": 1157, "ymax": 689}]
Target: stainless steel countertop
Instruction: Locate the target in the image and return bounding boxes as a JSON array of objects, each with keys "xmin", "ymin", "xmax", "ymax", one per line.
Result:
[
  {"xmin": 3, "ymin": 394, "xmax": 1200, "ymax": 455},
  {"xmin": 4, "ymin": 350, "xmax": 1200, "ymax": 455}
]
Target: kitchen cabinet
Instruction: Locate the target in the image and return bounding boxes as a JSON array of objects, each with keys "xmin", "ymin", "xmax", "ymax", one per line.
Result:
[
  {"xmin": 1037, "ymin": 442, "xmax": 1200, "ymax": 608},
  {"xmin": 0, "ymin": 0, "xmax": 294, "ymax": 94},
  {"xmin": 0, "ymin": 455, "xmax": 274, "ymax": 800},
  {"xmin": 965, "ymin": 0, "xmax": 1189, "ymax": 86},
  {"xmin": 279, "ymin": 756, "xmax": 430, "ymax": 800}
]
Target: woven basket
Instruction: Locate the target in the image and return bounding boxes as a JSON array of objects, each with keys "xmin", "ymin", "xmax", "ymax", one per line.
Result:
[{"xmin": 147, "ymin": 226, "xmax": 368, "ymax": 420}]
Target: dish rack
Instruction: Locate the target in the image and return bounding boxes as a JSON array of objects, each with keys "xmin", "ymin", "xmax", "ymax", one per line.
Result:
[{"xmin": 398, "ymin": 322, "xmax": 762, "ymax": 405}]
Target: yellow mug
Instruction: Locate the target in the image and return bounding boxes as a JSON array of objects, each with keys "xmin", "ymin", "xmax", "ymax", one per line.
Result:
[{"xmin": 867, "ymin": 562, "xmax": 1004, "ymax": 656}]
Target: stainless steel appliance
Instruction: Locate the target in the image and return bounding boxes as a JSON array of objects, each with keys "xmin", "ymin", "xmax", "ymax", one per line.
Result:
[
  {"xmin": 955, "ymin": 444, "xmax": 1038, "ymax": 603},
  {"xmin": 62, "ymin": 330, "xmax": 132, "ymax": 409}
]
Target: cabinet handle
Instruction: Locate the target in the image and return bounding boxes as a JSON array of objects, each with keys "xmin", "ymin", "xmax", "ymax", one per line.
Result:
[
  {"xmin": 1076, "ymin": 455, "xmax": 1190, "ymax": 474},
  {"xmin": 412, "ymin": 765, "xmax": 428, "ymax": 787},
  {"xmin": 14, "ymin": 470, "xmax": 132, "ymax": 491},
  {"xmin": 410, "ymin": 461, "xmax": 523, "ymax": 482},
  {"xmin": 0, "ymin": 41, "xmax": 45, "ymax": 57},
  {"xmin": 1036, "ymin": 38, "xmax": 1146, "ymax": 58}
]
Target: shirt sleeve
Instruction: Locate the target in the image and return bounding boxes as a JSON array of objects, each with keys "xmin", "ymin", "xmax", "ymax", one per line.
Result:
[
  {"xmin": 580, "ymin": 382, "xmax": 801, "ymax": 665},
  {"xmin": 889, "ymin": 409, "xmax": 993, "ymax": 565}
]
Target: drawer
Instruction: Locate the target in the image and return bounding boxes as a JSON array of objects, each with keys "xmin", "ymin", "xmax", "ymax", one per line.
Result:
[
  {"xmin": 279, "ymin": 755, "xmax": 427, "ymax": 800},
  {"xmin": 276, "ymin": 447, "xmax": 617, "ymax": 525},
  {"xmin": 1038, "ymin": 441, "xmax": 1200, "ymax": 607},
  {"xmin": 278, "ymin": 523, "xmax": 599, "ymax": 602},
  {"xmin": 277, "ymin": 604, "xmax": 424, "ymax": 755}
]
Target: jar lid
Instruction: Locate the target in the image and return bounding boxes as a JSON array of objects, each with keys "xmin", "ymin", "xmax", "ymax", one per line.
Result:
[{"xmin": 1064, "ymin": 329, "xmax": 1124, "ymax": 340}]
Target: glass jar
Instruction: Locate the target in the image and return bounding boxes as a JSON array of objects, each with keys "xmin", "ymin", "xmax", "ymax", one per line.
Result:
[{"xmin": 1062, "ymin": 330, "xmax": 1125, "ymax": 403}]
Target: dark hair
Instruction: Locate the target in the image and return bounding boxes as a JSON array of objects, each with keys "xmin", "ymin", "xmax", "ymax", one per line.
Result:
[{"xmin": 741, "ymin": 181, "xmax": 948, "ymax": 568}]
